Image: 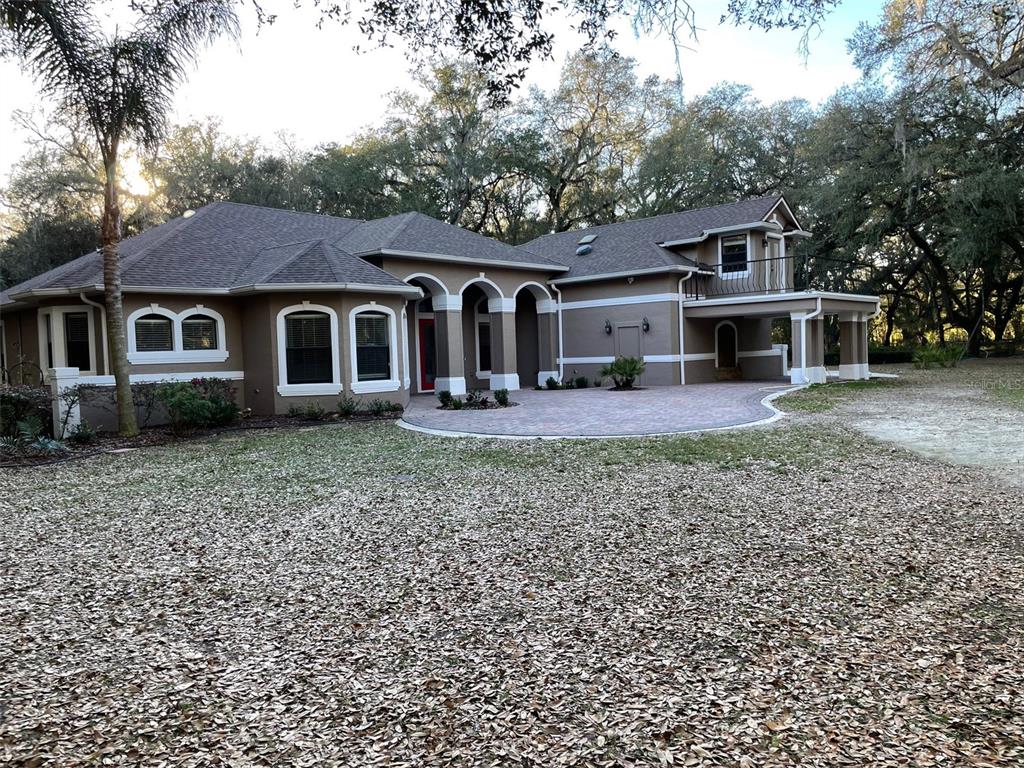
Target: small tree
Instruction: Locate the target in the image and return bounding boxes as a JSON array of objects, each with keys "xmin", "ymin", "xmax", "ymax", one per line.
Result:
[
  {"xmin": 1, "ymin": 0, "xmax": 238, "ymax": 435},
  {"xmin": 600, "ymin": 356, "xmax": 646, "ymax": 389}
]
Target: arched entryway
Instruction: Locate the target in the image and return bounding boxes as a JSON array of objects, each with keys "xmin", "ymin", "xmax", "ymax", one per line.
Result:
[
  {"xmin": 460, "ymin": 277, "xmax": 507, "ymax": 390},
  {"xmin": 403, "ymin": 273, "xmax": 449, "ymax": 394},
  {"xmin": 716, "ymin": 320, "xmax": 738, "ymax": 369},
  {"xmin": 514, "ymin": 282, "xmax": 556, "ymax": 389}
]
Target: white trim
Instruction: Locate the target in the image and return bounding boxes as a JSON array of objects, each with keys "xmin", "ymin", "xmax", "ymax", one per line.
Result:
[
  {"xmin": 763, "ymin": 195, "xmax": 805, "ymax": 232},
  {"xmin": 276, "ymin": 302, "xmax": 342, "ymax": 396},
  {"xmin": 537, "ymin": 370, "xmax": 559, "ymax": 386},
  {"xmin": 558, "ymin": 356, "xmax": 615, "ymax": 364},
  {"xmin": 559, "ymin": 293, "xmax": 681, "ymax": 311},
  {"xmin": 549, "ymin": 265, "xmax": 699, "ymax": 286},
  {"xmin": 435, "ymin": 376, "xmax": 466, "ymax": 396},
  {"xmin": 683, "ymin": 352, "xmax": 716, "ymax": 361},
  {"xmin": 643, "ymin": 354, "xmax": 680, "ymax": 363},
  {"xmin": 368, "ymin": 248, "xmax": 563, "ymax": 273},
  {"xmin": 683, "ymin": 290, "xmax": 880, "ymax": 308},
  {"xmin": 127, "ymin": 303, "xmax": 230, "ymax": 364},
  {"xmin": 78, "ymin": 370, "xmax": 245, "ymax": 385},
  {"xmin": 487, "ymin": 297, "xmax": 516, "ymax": 313},
  {"xmin": 714, "ymin": 320, "xmax": 739, "ymax": 368},
  {"xmin": 349, "ymin": 303, "xmax": 401, "ymax": 395},
  {"xmin": 773, "ymin": 343, "xmax": 789, "ymax": 377},
  {"xmin": 838, "ymin": 363, "xmax": 870, "ymax": 380},
  {"xmin": 489, "ymin": 373, "xmax": 520, "ymax": 391},
  {"xmin": 37, "ymin": 305, "xmax": 99, "ymax": 378},
  {"xmin": 658, "ymin": 221, "xmax": 780, "ymax": 248},
  {"xmin": 432, "ymin": 294, "xmax": 463, "ymax": 312},
  {"xmin": 718, "ymin": 233, "xmax": 751, "ymax": 280},
  {"xmin": 460, "ymin": 276, "xmax": 504, "ymax": 299},
  {"xmin": 231, "ymin": 282, "xmax": 421, "ymax": 297},
  {"xmin": 535, "ymin": 299, "xmax": 557, "ymax": 314},
  {"xmin": 790, "ymin": 366, "xmax": 827, "ymax": 385},
  {"xmin": 514, "ymin": 281, "xmax": 554, "ymax": 301},
  {"xmin": 397, "ymin": 384, "xmax": 803, "ymax": 440},
  {"xmin": 401, "ymin": 306, "xmax": 411, "ymax": 389},
  {"xmin": 737, "ymin": 349, "xmax": 779, "ymax": 358},
  {"xmin": 401, "ymin": 272, "xmax": 451, "ymax": 296}
]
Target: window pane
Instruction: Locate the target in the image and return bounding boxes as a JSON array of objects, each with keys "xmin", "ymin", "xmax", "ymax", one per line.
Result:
[
  {"xmin": 64, "ymin": 312, "xmax": 91, "ymax": 370},
  {"xmin": 355, "ymin": 313, "xmax": 390, "ymax": 381},
  {"xmin": 285, "ymin": 312, "xmax": 332, "ymax": 384},
  {"xmin": 182, "ymin": 316, "xmax": 217, "ymax": 350},
  {"xmin": 135, "ymin": 315, "xmax": 173, "ymax": 351},
  {"xmin": 721, "ymin": 237, "xmax": 748, "ymax": 274},
  {"xmin": 478, "ymin": 323, "xmax": 491, "ymax": 372}
]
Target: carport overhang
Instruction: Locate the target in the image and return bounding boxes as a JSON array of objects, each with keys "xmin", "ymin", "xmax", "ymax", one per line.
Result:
[{"xmin": 682, "ymin": 290, "xmax": 879, "ymax": 318}]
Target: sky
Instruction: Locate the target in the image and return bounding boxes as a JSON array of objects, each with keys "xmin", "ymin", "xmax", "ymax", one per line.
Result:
[{"xmin": 0, "ymin": 0, "xmax": 885, "ymax": 183}]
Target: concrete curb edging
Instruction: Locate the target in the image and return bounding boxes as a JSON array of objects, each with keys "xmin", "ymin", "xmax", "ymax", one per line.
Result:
[{"xmin": 396, "ymin": 384, "xmax": 807, "ymax": 441}]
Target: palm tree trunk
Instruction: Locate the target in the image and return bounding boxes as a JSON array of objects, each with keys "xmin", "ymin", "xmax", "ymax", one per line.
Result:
[{"xmin": 101, "ymin": 151, "xmax": 139, "ymax": 437}]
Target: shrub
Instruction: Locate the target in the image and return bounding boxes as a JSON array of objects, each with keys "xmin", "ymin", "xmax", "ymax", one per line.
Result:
[
  {"xmin": 600, "ymin": 356, "xmax": 646, "ymax": 389},
  {"xmin": 450, "ymin": 397, "xmax": 464, "ymax": 410},
  {"xmin": 913, "ymin": 344, "xmax": 964, "ymax": 369},
  {"xmin": 593, "ymin": 377, "xmax": 603, "ymax": 388},
  {"xmin": 68, "ymin": 420, "xmax": 98, "ymax": 444},
  {"xmin": 337, "ymin": 394, "xmax": 361, "ymax": 417},
  {"xmin": 494, "ymin": 388, "xmax": 510, "ymax": 407},
  {"xmin": 545, "ymin": 376, "xmax": 560, "ymax": 390},
  {"xmin": 367, "ymin": 398, "xmax": 393, "ymax": 416},
  {"xmin": 387, "ymin": 401, "xmax": 404, "ymax": 413},
  {"xmin": 1, "ymin": 386, "xmax": 52, "ymax": 438},
  {"xmin": 156, "ymin": 378, "xmax": 240, "ymax": 435},
  {"xmin": 0, "ymin": 415, "xmax": 68, "ymax": 456},
  {"xmin": 437, "ymin": 390, "xmax": 454, "ymax": 408},
  {"xmin": 574, "ymin": 376, "xmax": 589, "ymax": 389}
]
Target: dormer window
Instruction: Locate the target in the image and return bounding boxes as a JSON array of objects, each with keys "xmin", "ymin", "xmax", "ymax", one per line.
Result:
[{"xmin": 720, "ymin": 235, "xmax": 749, "ymax": 277}]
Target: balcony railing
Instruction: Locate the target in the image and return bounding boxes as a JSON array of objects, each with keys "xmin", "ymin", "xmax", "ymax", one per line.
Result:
[{"xmin": 683, "ymin": 255, "xmax": 874, "ymax": 299}]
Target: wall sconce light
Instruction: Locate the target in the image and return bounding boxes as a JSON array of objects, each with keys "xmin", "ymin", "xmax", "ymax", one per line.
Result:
[
  {"xmin": 642, "ymin": 317, "xmax": 651, "ymax": 333},
  {"xmin": 604, "ymin": 319, "xmax": 613, "ymax": 335},
  {"xmin": 762, "ymin": 238, "xmax": 769, "ymax": 248}
]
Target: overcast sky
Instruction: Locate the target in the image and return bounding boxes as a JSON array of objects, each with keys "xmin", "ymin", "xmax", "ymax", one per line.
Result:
[{"xmin": 0, "ymin": 0, "xmax": 883, "ymax": 182}]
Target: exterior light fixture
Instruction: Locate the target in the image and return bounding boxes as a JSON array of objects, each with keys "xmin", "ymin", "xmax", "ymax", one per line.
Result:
[
  {"xmin": 604, "ymin": 319, "xmax": 613, "ymax": 335},
  {"xmin": 642, "ymin": 317, "xmax": 651, "ymax": 333}
]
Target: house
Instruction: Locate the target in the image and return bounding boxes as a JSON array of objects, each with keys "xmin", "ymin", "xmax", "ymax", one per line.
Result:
[{"xmin": 0, "ymin": 196, "xmax": 878, "ymax": 426}]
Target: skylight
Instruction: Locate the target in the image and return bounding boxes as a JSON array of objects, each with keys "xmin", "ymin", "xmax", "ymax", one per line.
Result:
[{"xmin": 577, "ymin": 234, "xmax": 597, "ymax": 245}]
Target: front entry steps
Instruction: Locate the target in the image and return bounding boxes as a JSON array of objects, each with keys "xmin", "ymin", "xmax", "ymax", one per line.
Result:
[{"xmin": 715, "ymin": 366, "xmax": 743, "ymax": 381}]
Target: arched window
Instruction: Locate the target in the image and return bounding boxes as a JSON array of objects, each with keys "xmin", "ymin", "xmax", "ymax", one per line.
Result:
[
  {"xmin": 476, "ymin": 299, "xmax": 491, "ymax": 375},
  {"xmin": 182, "ymin": 315, "xmax": 217, "ymax": 350},
  {"xmin": 134, "ymin": 314, "xmax": 173, "ymax": 352},
  {"xmin": 284, "ymin": 311, "xmax": 333, "ymax": 384}
]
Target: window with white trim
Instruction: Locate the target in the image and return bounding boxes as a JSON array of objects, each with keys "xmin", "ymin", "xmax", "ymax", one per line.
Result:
[
  {"xmin": 285, "ymin": 311, "xmax": 333, "ymax": 384},
  {"xmin": 354, "ymin": 312, "xmax": 390, "ymax": 381},
  {"xmin": 63, "ymin": 312, "xmax": 91, "ymax": 370},
  {"xmin": 476, "ymin": 299, "xmax": 491, "ymax": 373},
  {"xmin": 720, "ymin": 236, "xmax": 748, "ymax": 275},
  {"xmin": 182, "ymin": 315, "xmax": 218, "ymax": 350},
  {"xmin": 134, "ymin": 314, "xmax": 174, "ymax": 351}
]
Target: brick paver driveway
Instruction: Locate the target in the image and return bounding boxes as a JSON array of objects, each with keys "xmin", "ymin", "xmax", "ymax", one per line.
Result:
[{"xmin": 400, "ymin": 381, "xmax": 797, "ymax": 438}]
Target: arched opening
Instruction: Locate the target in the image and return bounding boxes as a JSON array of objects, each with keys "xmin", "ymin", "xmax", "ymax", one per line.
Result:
[
  {"xmin": 461, "ymin": 282, "xmax": 496, "ymax": 390},
  {"xmin": 716, "ymin": 321, "xmax": 738, "ymax": 369},
  {"xmin": 405, "ymin": 275, "xmax": 446, "ymax": 394}
]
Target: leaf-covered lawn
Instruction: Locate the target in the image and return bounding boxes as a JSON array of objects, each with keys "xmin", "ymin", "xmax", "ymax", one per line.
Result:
[{"xmin": 2, "ymin": 407, "xmax": 1023, "ymax": 765}]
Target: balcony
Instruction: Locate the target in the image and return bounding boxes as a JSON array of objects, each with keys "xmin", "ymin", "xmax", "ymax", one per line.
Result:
[{"xmin": 683, "ymin": 254, "xmax": 872, "ymax": 299}]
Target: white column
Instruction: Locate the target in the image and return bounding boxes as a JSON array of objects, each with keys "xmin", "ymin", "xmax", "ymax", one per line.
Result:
[{"xmin": 50, "ymin": 366, "xmax": 82, "ymax": 437}]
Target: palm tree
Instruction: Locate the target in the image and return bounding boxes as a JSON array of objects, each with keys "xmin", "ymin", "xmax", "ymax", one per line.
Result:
[{"xmin": 1, "ymin": 0, "xmax": 238, "ymax": 435}]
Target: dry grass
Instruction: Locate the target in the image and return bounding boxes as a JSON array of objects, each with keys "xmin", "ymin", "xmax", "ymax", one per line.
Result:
[{"xmin": 2, "ymin": 371, "xmax": 1023, "ymax": 766}]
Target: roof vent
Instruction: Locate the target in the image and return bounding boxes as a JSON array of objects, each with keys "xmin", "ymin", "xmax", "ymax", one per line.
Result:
[
  {"xmin": 578, "ymin": 234, "xmax": 597, "ymax": 245},
  {"xmin": 182, "ymin": 209, "xmax": 195, "ymax": 218},
  {"xmin": 575, "ymin": 244, "xmax": 593, "ymax": 256}
]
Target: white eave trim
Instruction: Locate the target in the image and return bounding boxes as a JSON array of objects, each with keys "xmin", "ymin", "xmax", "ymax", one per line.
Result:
[
  {"xmin": 364, "ymin": 248, "xmax": 568, "ymax": 273},
  {"xmin": 764, "ymin": 196, "xmax": 805, "ymax": 232},
  {"xmin": 783, "ymin": 229, "xmax": 813, "ymax": 239},
  {"xmin": 549, "ymin": 264, "xmax": 701, "ymax": 286},
  {"xmin": 657, "ymin": 221, "xmax": 782, "ymax": 249},
  {"xmin": 683, "ymin": 290, "xmax": 880, "ymax": 308},
  {"xmin": 231, "ymin": 282, "xmax": 423, "ymax": 297}
]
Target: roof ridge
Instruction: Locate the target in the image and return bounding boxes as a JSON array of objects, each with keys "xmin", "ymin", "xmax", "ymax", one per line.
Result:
[
  {"xmin": 520, "ymin": 195, "xmax": 781, "ymax": 244},
  {"xmin": 207, "ymin": 200, "xmax": 362, "ymax": 225},
  {"xmin": 117, "ymin": 204, "xmax": 216, "ymax": 274},
  {"xmin": 256, "ymin": 240, "xmax": 326, "ymax": 284}
]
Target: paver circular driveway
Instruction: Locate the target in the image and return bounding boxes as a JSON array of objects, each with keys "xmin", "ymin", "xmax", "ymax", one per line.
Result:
[{"xmin": 400, "ymin": 381, "xmax": 798, "ymax": 438}]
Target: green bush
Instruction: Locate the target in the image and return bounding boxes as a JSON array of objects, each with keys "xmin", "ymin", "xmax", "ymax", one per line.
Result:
[
  {"xmin": 68, "ymin": 420, "xmax": 98, "ymax": 444},
  {"xmin": 545, "ymin": 376, "xmax": 560, "ymax": 390},
  {"xmin": 913, "ymin": 344, "xmax": 964, "ymax": 369},
  {"xmin": 0, "ymin": 415, "xmax": 68, "ymax": 456},
  {"xmin": 593, "ymin": 377, "xmax": 603, "ymax": 388},
  {"xmin": 156, "ymin": 378, "xmax": 240, "ymax": 435},
  {"xmin": 494, "ymin": 388, "xmax": 510, "ymax": 407},
  {"xmin": 337, "ymin": 394, "xmax": 361, "ymax": 417},
  {"xmin": 574, "ymin": 376, "xmax": 589, "ymax": 389},
  {"xmin": 450, "ymin": 397, "xmax": 464, "ymax": 410},
  {"xmin": 367, "ymin": 398, "xmax": 393, "ymax": 416},
  {"xmin": 437, "ymin": 390, "xmax": 454, "ymax": 408},
  {"xmin": 600, "ymin": 356, "xmax": 646, "ymax": 389},
  {"xmin": 387, "ymin": 401, "xmax": 404, "ymax": 413},
  {"xmin": 1, "ymin": 386, "xmax": 52, "ymax": 438}
]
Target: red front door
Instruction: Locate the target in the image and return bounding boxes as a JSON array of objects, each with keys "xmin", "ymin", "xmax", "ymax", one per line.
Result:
[{"xmin": 418, "ymin": 318, "xmax": 436, "ymax": 391}]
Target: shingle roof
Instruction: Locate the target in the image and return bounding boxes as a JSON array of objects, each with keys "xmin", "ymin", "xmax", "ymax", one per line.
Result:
[
  {"xmin": 517, "ymin": 196, "xmax": 783, "ymax": 280},
  {"xmin": 234, "ymin": 239, "xmax": 409, "ymax": 289},
  {"xmin": 336, "ymin": 211, "xmax": 565, "ymax": 268}
]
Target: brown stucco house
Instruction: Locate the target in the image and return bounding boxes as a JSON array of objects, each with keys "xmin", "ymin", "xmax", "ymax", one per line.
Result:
[{"xmin": 0, "ymin": 195, "xmax": 879, "ymax": 426}]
